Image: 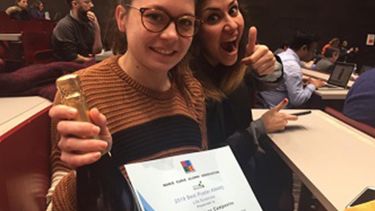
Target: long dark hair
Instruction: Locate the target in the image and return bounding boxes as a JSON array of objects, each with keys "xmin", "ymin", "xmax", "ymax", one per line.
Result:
[{"xmin": 191, "ymin": 2, "xmax": 249, "ymax": 101}]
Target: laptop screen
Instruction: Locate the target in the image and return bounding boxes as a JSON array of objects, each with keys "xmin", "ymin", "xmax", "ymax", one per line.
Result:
[{"xmin": 327, "ymin": 62, "xmax": 355, "ymax": 88}]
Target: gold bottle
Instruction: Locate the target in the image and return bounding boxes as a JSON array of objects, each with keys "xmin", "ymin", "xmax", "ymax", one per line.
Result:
[
  {"xmin": 56, "ymin": 74, "xmax": 108, "ymax": 153},
  {"xmin": 56, "ymin": 74, "xmax": 91, "ymax": 122}
]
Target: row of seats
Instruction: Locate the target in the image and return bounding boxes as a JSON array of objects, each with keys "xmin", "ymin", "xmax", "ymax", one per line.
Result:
[{"xmin": 0, "ymin": 11, "xmax": 56, "ymax": 67}]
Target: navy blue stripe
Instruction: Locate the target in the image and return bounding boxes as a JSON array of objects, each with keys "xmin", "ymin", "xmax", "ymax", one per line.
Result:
[{"xmin": 111, "ymin": 115, "xmax": 201, "ymax": 165}]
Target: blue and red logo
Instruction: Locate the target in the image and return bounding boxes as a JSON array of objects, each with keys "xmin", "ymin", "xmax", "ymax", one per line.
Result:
[{"xmin": 180, "ymin": 160, "xmax": 195, "ymax": 173}]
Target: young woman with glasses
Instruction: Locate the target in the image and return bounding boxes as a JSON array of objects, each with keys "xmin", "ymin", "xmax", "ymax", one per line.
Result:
[
  {"xmin": 47, "ymin": 0, "xmax": 206, "ymax": 210},
  {"xmin": 190, "ymin": 0, "xmax": 297, "ymax": 210}
]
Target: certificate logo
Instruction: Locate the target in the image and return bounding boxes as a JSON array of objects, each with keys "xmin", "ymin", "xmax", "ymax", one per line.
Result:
[
  {"xmin": 180, "ymin": 160, "xmax": 195, "ymax": 173},
  {"xmin": 193, "ymin": 181, "xmax": 205, "ymax": 190}
]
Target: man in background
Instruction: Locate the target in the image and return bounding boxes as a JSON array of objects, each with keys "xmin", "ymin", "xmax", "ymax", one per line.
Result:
[
  {"xmin": 261, "ymin": 32, "xmax": 325, "ymax": 108},
  {"xmin": 51, "ymin": 0, "xmax": 102, "ymax": 62},
  {"xmin": 315, "ymin": 47, "xmax": 340, "ymax": 72}
]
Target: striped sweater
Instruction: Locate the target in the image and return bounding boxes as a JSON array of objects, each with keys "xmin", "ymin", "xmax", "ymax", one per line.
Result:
[{"xmin": 48, "ymin": 56, "xmax": 207, "ymax": 211}]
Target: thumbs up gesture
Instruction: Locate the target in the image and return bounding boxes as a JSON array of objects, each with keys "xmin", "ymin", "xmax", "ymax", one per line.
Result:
[{"xmin": 241, "ymin": 27, "xmax": 277, "ymax": 76}]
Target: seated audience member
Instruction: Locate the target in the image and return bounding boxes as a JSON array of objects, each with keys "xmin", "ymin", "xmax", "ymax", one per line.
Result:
[
  {"xmin": 343, "ymin": 68, "xmax": 375, "ymax": 127},
  {"xmin": 321, "ymin": 37, "xmax": 340, "ymax": 55},
  {"xmin": 5, "ymin": 0, "xmax": 31, "ymax": 20},
  {"xmin": 51, "ymin": 0, "xmax": 102, "ymax": 62},
  {"xmin": 315, "ymin": 47, "xmax": 340, "ymax": 72},
  {"xmin": 274, "ymin": 42, "xmax": 289, "ymax": 55},
  {"xmin": 261, "ymin": 32, "xmax": 325, "ymax": 108},
  {"xmin": 29, "ymin": 0, "xmax": 45, "ymax": 20},
  {"xmin": 338, "ymin": 40, "xmax": 354, "ymax": 62}
]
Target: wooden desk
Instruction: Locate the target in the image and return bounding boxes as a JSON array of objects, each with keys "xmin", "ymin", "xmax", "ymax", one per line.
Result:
[
  {"xmin": 0, "ymin": 96, "xmax": 51, "ymax": 138},
  {"xmin": 0, "ymin": 96, "xmax": 52, "ymax": 211},
  {"xmin": 252, "ymin": 109, "xmax": 375, "ymax": 211},
  {"xmin": 0, "ymin": 33, "xmax": 22, "ymax": 42},
  {"xmin": 314, "ymin": 88, "xmax": 349, "ymax": 100}
]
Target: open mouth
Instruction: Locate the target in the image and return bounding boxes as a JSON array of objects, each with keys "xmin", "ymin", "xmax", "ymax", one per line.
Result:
[{"xmin": 221, "ymin": 41, "xmax": 237, "ymax": 53}]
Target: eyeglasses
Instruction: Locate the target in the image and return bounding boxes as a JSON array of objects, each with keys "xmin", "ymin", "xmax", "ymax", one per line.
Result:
[{"xmin": 125, "ymin": 4, "xmax": 200, "ymax": 38}]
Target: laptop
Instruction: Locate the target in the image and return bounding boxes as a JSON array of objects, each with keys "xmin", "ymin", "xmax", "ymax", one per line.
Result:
[{"xmin": 322, "ymin": 62, "xmax": 355, "ymax": 89}]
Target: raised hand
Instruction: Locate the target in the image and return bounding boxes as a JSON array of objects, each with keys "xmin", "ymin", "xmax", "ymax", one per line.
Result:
[
  {"xmin": 241, "ymin": 26, "xmax": 276, "ymax": 76},
  {"xmin": 87, "ymin": 11, "xmax": 99, "ymax": 27},
  {"xmin": 49, "ymin": 105, "xmax": 112, "ymax": 169},
  {"xmin": 261, "ymin": 98, "xmax": 298, "ymax": 133}
]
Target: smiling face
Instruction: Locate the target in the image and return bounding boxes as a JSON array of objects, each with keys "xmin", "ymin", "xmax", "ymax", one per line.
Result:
[
  {"xmin": 117, "ymin": 0, "xmax": 195, "ymax": 73},
  {"xmin": 197, "ymin": 0, "xmax": 244, "ymax": 66}
]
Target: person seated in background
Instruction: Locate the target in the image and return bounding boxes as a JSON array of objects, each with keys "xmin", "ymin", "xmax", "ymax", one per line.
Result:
[
  {"xmin": 51, "ymin": 0, "xmax": 102, "ymax": 63},
  {"xmin": 315, "ymin": 47, "xmax": 340, "ymax": 72},
  {"xmin": 338, "ymin": 40, "xmax": 354, "ymax": 62},
  {"xmin": 321, "ymin": 37, "xmax": 340, "ymax": 55},
  {"xmin": 28, "ymin": 0, "xmax": 45, "ymax": 20},
  {"xmin": 274, "ymin": 41, "xmax": 289, "ymax": 55},
  {"xmin": 343, "ymin": 68, "xmax": 375, "ymax": 127},
  {"xmin": 261, "ymin": 31, "xmax": 325, "ymax": 108},
  {"xmin": 5, "ymin": 0, "xmax": 31, "ymax": 20}
]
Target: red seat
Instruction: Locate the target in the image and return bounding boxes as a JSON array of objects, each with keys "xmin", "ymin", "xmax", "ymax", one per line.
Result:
[
  {"xmin": 20, "ymin": 31, "xmax": 54, "ymax": 64},
  {"xmin": 1, "ymin": 18, "xmax": 56, "ymax": 66},
  {"xmin": 17, "ymin": 19, "xmax": 55, "ymax": 33},
  {"xmin": 325, "ymin": 107, "xmax": 375, "ymax": 138}
]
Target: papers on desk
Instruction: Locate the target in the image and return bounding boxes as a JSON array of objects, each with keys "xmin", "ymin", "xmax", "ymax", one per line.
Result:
[{"xmin": 125, "ymin": 146, "xmax": 262, "ymax": 211}]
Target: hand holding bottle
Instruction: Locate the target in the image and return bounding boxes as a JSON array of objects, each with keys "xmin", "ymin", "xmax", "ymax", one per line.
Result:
[{"xmin": 49, "ymin": 105, "xmax": 112, "ymax": 168}]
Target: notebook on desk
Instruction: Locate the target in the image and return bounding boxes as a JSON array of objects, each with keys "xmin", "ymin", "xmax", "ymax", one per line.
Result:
[{"xmin": 322, "ymin": 62, "xmax": 355, "ymax": 89}]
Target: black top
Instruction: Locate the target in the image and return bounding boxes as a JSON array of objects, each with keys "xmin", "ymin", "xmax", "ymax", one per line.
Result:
[
  {"xmin": 9, "ymin": 8, "xmax": 30, "ymax": 20},
  {"xmin": 51, "ymin": 14, "xmax": 95, "ymax": 61},
  {"xmin": 193, "ymin": 57, "xmax": 284, "ymax": 167}
]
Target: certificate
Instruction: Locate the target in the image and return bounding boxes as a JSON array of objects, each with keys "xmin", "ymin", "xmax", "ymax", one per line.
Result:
[{"xmin": 125, "ymin": 146, "xmax": 262, "ymax": 211}]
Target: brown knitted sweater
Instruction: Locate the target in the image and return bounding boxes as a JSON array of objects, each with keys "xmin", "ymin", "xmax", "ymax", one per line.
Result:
[{"xmin": 48, "ymin": 56, "xmax": 207, "ymax": 211}]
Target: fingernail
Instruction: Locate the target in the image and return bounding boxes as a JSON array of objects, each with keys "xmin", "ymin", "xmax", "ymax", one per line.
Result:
[
  {"xmin": 101, "ymin": 141, "xmax": 108, "ymax": 149},
  {"xmin": 95, "ymin": 152, "xmax": 101, "ymax": 159},
  {"xmin": 93, "ymin": 126, "xmax": 100, "ymax": 134},
  {"xmin": 68, "ymin": 107, "xmax": 77, "ymax": 114}
]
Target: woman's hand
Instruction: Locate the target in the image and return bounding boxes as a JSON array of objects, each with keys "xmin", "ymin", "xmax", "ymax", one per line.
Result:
[
  {"xmin": 49, "ymin": 105, "xmax": 112, "ymax": 169},
  {"xmin": 241, "ymin": 26, "xmax": 276, "ymax": 76},
  {"xmin": 261, "ymin": 98, "xmax": 298, "ymax": 133}
]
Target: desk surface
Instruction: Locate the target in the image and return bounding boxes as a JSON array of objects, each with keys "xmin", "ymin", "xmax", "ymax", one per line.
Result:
[
  {"xmin": 252, "ymin": 109, "xmax": 375, "ymax": 211},
  {"xmin": 0, "ymin": 96, "xmax": 51, "ymax": 137},
  {"xmin": 314, "ymin": 88, "xmax": 349, "ymax": 100},
  {"xmin": 0, "ymin": 33, "xmax": 22, "ymax": 41}
]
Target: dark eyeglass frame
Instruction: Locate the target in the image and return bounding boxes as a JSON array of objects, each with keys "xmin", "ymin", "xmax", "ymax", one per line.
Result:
[{"xmin": 125, "ymin": 4, "xmax": 201, "ymax": 38}]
